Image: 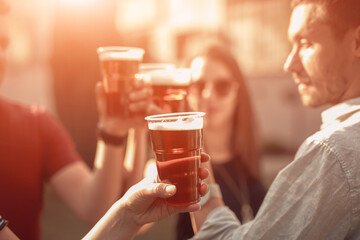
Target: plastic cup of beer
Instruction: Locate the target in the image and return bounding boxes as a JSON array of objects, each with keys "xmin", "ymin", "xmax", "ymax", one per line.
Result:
[
  {"xmin": 145, "ymin": 112, "xmax": 205, "ymax": 206},
  {"xmin": 140, "ymin": 64, "xmax": 191, "ymax": 112},
  {"xmin": 97, "ymin": 46, "xmax": 145, "ymax": 118}
]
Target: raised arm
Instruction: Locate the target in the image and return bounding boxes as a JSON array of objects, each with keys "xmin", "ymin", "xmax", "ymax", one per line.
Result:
[
  {"xmin": 0, "ymin": 226, "xmax": 20, "ymax": 240},
  {"xmin": 49, "ymin": 83, "xmax": 155, "ymax": 225}
]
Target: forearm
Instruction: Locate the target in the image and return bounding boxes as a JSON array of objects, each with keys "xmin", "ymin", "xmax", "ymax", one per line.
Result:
[
  {"xmin": 82, "ymin": 201, "xmax": 141, "ymax": 240},
  {"xmin": 0, "ymin": 227, "xmax": 20, "ymax": 240},
  {"xmin": 123, "ymin": 128, "xmax": 149, "ymax": 190},
  {"xmin": 83, "ymin": 140, "xmax": 126, "ymax": 223},
  {"xmin": 51, "ymin": 134, "xmax": 130, "ymax": 225}
]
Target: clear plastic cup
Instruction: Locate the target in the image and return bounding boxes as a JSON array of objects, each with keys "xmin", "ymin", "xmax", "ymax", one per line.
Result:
[
  {"xmin": 97, "ymin": 46, "xmax": 145, "ymax": 117},
  {"xmin": 145, "ymin": 112, "xmax": 205, "ymax": 206}
]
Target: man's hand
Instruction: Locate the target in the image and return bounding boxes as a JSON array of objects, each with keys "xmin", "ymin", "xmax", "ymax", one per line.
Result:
[
  {"xmin": 95, "ymin": 82, "xmax": 164, "ymax": 136},
  {"xmin": 83, "ymin": 153, "xmax": 210, "ymax": 240}
]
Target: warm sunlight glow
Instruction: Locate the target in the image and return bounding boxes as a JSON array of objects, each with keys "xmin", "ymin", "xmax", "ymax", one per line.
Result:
[
  {"xmin": 61, "ymin": 0, "xmax": 96, "ymax": 5},
  {"xmin": 190, "ymin": 57, "xmax": 205, "ymax": 80},
  {"xmin": 94, "ymin": 142, "xmax": 105, "ymax": 169},
  {"xmin": 115, "ymin": 0, "xmax": 156, "ymax": 32},
  {"xmin": 124, "ymin": 129, "xmax": 135, "ymax": 172},
  {"xmin": 288, "ymin": 5, "xmax": 307, "ymax": 40},
  {"xmin": 144, "ymin": 159, "xmax": 158, "ymax": 178}
]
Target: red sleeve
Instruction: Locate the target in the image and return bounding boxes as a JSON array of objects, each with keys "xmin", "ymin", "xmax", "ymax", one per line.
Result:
[{"xmin": 37, "ymin": 109, "xmax": 82, "ymax": 180}]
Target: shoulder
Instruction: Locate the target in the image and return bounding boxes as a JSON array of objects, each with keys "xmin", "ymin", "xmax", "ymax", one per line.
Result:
[
  {"xmin": 292, "ymin": 118, "xmax": 360, "ymax": 187},
  {"xmin": 302, "ymin": 118, "xmax": 360, "ymax": 162},
  {"xmin": 0, "ymin": 96, "xmax": 48, "ymax": 120},
  {"xmin": 0, "ymin": 97, "xmax": 61, "ymax": 136}
]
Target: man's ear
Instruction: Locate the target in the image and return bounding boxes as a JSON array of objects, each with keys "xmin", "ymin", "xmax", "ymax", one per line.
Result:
[{"xmin": 354, "ymin": 25, "xmax": 360, "ymax": 57}]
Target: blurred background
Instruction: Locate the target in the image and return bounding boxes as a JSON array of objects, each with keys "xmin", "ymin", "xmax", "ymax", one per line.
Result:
[{"xmin": 0, "ymin": 0, "xmax": 325, "ymax": 239}]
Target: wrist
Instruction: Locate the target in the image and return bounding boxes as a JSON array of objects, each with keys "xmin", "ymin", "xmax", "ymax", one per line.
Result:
[
  {"xmin": 97, "ymin": 126, "xmax": 128, "ymax": 146},
  {"xmin": 0, "ymin": 216, "xmax": 8, "ymax": 231},
  {"xmin": 115, "ymin": 202, "xmax": 142, "ymax": 239}
]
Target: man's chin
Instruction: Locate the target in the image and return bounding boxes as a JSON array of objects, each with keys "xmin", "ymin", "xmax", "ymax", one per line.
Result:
[{"xmin": 300, "ymin": 95, "xmax": 325, "ymax": 108}]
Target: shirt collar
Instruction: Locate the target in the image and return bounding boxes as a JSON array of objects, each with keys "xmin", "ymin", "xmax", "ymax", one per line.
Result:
[{"xmin": 321, "ymin": 97, "xmax": 360, "ymax": 130}]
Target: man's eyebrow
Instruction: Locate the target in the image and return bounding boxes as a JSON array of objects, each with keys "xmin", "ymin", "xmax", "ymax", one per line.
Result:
[
  {"xmin": 288, "ymin": 29, "xmax": 303, "ymax": 43},
  {"xmin": 288, "ymin": 21, "xmax": 318, "ymax": 43}
]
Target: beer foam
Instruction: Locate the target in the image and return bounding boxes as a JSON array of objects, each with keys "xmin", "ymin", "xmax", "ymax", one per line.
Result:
[
  {"xmin": 147, "ymin": 113, "xmax": 204, "ymax": 130},
  {"xmin": 97, "ymin": 47, "xmax": 144, "ymax": 61},
  {"xmin": 150, "ymin": 68, "xmax": 191, "ymax": 86},
  {"xmin": 140, "ymin": 63, "xmax": 175, "ymax": 72}
]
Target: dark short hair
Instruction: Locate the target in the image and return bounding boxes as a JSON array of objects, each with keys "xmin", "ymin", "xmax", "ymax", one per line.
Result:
[{"xmin": 291, "ymin": 0, "xmax": 360, "ymax": 38}]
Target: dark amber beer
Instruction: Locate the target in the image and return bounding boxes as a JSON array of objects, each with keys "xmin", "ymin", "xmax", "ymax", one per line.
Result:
[
  {"xmin": 97, "ymin": 47, "xmax": 145, "ymax": 117},
  {"xmin": 141, "ymin": 65, "xmax": 191, "ymax": 112},
  {"xmin": 145, "ymin": 112, "xmax": 205, "ymax": 206}
]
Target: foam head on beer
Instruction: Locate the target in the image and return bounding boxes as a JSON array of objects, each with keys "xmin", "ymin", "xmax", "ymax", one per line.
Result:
[
  {"xmin": 139, "ymin": 63, "xmax": 175, "ymax": 84},
  {"xmin": 97, "ymin": 46, "xmax": 145, "ymax": 62},
  {"xmin": 147, "ymin": 112, "xmax": 204, "ymax": 131},
  {"xmin": 148, "ymin": 68, "xmax": 191, "ymax": 87},
  {"xmin": 143, "ymin": 68, "xmax": 192, "ymax": 112},
  {"xmin": 140, "ymin": 63, "xmax": 175, "ymax": 73}
]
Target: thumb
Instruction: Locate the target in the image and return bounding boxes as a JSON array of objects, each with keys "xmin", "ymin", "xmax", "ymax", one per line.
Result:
[{"xmin": 145, "ymin": 183, "xmax": 177, "ymax": 199}]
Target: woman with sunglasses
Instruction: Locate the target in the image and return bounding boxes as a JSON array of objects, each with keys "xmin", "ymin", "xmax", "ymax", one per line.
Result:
[{"xmin": 176, "ymin": 44, "xmax": 266, "ymax": 240}]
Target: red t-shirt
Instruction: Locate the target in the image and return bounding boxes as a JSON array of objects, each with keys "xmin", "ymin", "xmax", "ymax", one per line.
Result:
[{"xmin": 0, "ymin": 97, "xmax": 82, "ymax": 240}]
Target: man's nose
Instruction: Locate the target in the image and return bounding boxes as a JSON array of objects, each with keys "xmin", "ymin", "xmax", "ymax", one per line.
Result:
[{"xmin": 283, "ymin": 48, "xmax": 301, "ymax": 73}]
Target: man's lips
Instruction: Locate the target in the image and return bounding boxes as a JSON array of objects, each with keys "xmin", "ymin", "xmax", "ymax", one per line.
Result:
[
  {"xmin": 292, "ymin": 75, "xmax": 310, "ymax": 92},
  {"xmin": 293, "ymin": 76, "xmax": 310, "ymax": 86}
]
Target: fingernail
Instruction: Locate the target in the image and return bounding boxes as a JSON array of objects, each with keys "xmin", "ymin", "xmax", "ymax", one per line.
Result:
[{"xmin": 165, "ymin": 185, "xmax": 176, "ymax": 195}]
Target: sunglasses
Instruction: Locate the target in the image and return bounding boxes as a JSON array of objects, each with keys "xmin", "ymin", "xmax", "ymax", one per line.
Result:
[{"xmin": 190, "ymin": 78, "xmax": 238, "ymax": 98}]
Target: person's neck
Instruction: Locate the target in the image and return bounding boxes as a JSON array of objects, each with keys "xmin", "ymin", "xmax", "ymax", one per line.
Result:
[{"xmin": 204, "ymin": 125, "xmax": 233, "ymax": 164}]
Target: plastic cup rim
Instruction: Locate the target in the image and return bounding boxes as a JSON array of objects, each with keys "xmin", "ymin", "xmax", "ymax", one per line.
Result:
[
  {"xmin": 145, "ymin": 112, "xmax": 205, "ymax": 122},
  {"xmin": 97, "ymin": 46, "xmax": 145, "ymax": 55}
]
